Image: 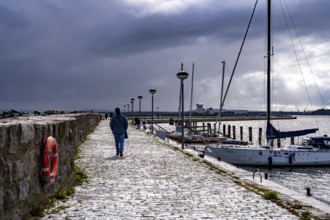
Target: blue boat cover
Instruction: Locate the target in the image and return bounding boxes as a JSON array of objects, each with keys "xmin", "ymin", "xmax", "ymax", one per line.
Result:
[{"xmin": 266, "ymin": 122, "xmax": 318, "ymax": 139}]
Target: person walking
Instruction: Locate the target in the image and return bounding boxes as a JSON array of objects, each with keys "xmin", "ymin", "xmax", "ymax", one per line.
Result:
[{"xmin": 110, "ymin": 108, "xmax": 128, "ymax": 157}]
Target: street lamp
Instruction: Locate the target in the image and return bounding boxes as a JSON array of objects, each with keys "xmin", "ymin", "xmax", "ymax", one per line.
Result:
[
  {"xmin": 131, "ymin": 98, "xmax": 135, "ymax": 114},
  {"xmin": 138, "ymin": 96, "xmax": 143, "ymax": 114},
  {"xmin": 127, "ymin": 103, "xmax": 130, "ymax": 115},
  {"xmin": 124, "ymin": 104, "xmax": 126, "ymax": 113},
  {"xmin": 177, "ymin": 71, "xmax": 189, "ymax": 149},
  {"xmin": 149, "ymin": 89, "xmax": 156, "ymax": 133}
]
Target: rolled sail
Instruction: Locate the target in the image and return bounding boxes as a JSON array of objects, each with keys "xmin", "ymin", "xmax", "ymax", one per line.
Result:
[{"xmin": 266, "ymin": 122, "xmax": 318, "ymax": 139}]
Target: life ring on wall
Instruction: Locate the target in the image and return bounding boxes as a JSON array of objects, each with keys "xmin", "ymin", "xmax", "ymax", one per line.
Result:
[{"xmin": 41, "ymin": 136, "xmax": 59, "ymax": 185}]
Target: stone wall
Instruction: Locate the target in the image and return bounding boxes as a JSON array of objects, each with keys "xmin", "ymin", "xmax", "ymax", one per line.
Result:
[{"xmin": 0, "ymin": 113, "xmax": 100, "ymax": 220}]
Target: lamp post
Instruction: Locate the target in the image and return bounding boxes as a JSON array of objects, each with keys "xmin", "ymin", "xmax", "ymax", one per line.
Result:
[
  {"xmin": 124, "ymin": 104, "xmax": 126, "ymax": 113},
  {"xmin": 138, "ymin": 96, "xmax": 143, "ymax": 114},
  {"xmin": 127, "ymin": 104, "xmax": 130, "ymax": 115},
  {"xmin": 177, "ymin": 71, "xmax": 189, "ymax": 149},
  {"xmin": 149, "ymin": 89, "xmax": 156, "ymax": 133},
  {"xmin": 131, "ymin": 98, "xmax": 135, "ymax": 114}
]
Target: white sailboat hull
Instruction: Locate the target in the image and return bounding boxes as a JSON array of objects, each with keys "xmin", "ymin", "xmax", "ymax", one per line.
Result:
[{"xmin": 205, "ymin": 146, "xmax": 330, "ymax": 166}]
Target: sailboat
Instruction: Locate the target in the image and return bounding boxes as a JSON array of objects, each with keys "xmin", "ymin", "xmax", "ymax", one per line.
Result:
[{"xmin": 205, "ymin": 0, "xmax": 330, "ymax": 166}]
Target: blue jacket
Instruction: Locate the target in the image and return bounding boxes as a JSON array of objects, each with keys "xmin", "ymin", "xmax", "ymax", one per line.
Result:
[{"xmin": 110, "ymin": 114, "xmax": 128, "ymax": 135}]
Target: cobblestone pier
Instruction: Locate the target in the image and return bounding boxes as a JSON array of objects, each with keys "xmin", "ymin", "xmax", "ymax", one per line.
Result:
[{"xmin": 43, "ymin": 120, "xmax": 301, "ymax": 219}]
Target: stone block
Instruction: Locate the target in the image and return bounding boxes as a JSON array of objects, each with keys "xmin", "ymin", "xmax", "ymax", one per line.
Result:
[
  {"xmin": 69, "ymin": 128, "xmax": 74, "ymax": 142},
  {"xmin": 23, "ymin": 152, "xmax": 38, "ymax": 178},
  {"xmin": 12, "ymin": 209, "xmax": 21, "ymax": 220},
  {"xmin": 0, "ymin": 158, "xmax": 4, "ymax": 183},
  {"xmin": 0, "ymin": 187, "xmax": 3, "ymax": 212},
  {"xmin": 49, "ymin": 123, "xmax": 59, "ymax": 139},
  {"xmin": 20, "ymin": 123, "xmax": 34, "ymax": 144},
  {"xmin": 12, "ymin": 160, "xmax": 24, "ymax": 182},
  {"xmin": 31, "ymin": 177, "xmax": 42, "ymax": 195},
  {"xmin": 33, "ymin": 123, "xmax": 48, "ymax": 148},
  {"xmin": 0, "ymin": 124, "xmax": 8, "ymax": 150},
  {"xmin": 19, "ymin": 179, "xmax": 30, "ymax": 200},
  {"xmin": 4, "ymin": 189, "xmax": 16, "ymax": 211},
  {"xmin": 3, "ymin": 160, "xmax": 12, "ymax": 183},
  {"xmin": 8, "ymin": 123, "xmax": 20, "ymax": 154}
]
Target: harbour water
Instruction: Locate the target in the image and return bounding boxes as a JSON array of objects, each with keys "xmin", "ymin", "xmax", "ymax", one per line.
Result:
[{"xmin": 161, "ymin": 115, "xmax": 330, "ymax": 205}]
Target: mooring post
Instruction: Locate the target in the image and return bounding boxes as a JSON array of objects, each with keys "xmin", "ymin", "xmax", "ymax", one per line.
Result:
[
  {"xmin": 240, "ymin": 126, "xmax": 243, "ymax": 141},
  {"xmin": 258, "ymin": 128, "xmax": 262, "ymax": 146},
  {"xmin": 277, "ymin": 138, "xmax": 281, "ymax": 148},
  {"xmin": 228, "ymin": 125, "xmax": 231, "ymax": 138},
  {"xmin": 207, "ymin": 123, "xmax": 211, "ymax": 135},
  {"xmin": 248, "ymin": 127, "xmax": 252, "ymax": 142},
  {"xmin": 233, "ymin": 126, "xmax": 236, "ymax": 139},
  {"xmin": 291, "ymin": 137, "xmax": 294, "ymax": 144},
  {"xmin": 223, "ymin": 124, "xmax": 226, "ymax": 137},
  {"xmin": 264, "ymin": 173, "xmax": 268, "ymax": 179}
]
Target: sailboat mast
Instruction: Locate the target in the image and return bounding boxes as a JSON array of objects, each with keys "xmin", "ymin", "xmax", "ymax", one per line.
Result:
[
  {"xmin": 266, "ymin": 0, "xmax": 271, "ymax": 125},
  {"xmin": 217, "ymin": 61, "xmax": 226, "ymax": 145},
  {"xmin": 220, "ymin": 61, "xmax": 226, "ymax": 115},
  {"xmin": 189, "ymin": 62, "xmax": 195, "ymax": 125}
]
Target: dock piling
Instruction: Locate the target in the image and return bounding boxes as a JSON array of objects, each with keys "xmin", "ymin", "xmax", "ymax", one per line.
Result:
[
  {"xmin": 258, "ymin": 128, "xmax": 262, "ymax": 145},
  {"xmin": 277, "ymin": 138, "xmax": 281, "ymax": 148},
  {"xmin": 233, "ymin": 126, "xmax": 236, "ymax": 139},
  {"xmin": 248, "ymin": 127, "xmax": 252, "ymax": 142},
  {"xmin": 223, "ymin": 124, "xmax": 226, "ymax": 137},
  {"xmin": 228, "ymin": 125, "xmax": 231, "ymax": 138}
]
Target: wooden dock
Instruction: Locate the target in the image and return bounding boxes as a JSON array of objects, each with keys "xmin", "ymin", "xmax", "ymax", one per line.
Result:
[{"xmin": 149, "ymin": 115, "xmax": 296, "ymax": 124}]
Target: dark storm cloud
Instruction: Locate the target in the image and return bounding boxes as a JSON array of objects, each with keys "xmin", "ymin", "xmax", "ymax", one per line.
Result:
[
  {"xmin": 0, "ymin": 6, "xmax": 29, "ymax": 28},
  {"xmin": 86, "ymin": 6, "xmax": 253, "ymax": 57},
  {"xmin": 1, "ymin": 0, "xmax": 330, "ymax": 111}
]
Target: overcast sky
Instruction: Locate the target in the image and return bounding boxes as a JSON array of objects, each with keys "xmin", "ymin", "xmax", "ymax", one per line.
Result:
[{"xmin": 1, "ymin": 0, "xmax": 330, "ymax": 112}]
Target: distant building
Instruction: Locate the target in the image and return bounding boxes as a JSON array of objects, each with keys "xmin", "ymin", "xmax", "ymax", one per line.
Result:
[
  {"xmin": 193, "ymin": 103, "xmax": 249, "ymax": 115},
  {"xmin": 193, "ymin": 104, "xmax": 218, "ymax": 114},
  {"xmin": 194, "ymin": 103, "xmax": 249, "ymax": 115},
  {"xmin": 195, "ymin": 103, "xmax": 204, "ymax": 114}
]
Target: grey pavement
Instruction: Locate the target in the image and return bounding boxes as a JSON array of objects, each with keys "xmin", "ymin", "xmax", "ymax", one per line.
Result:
[{"xmin": 42, "ymin": 120, "xmax": 298, "ymax": 220}]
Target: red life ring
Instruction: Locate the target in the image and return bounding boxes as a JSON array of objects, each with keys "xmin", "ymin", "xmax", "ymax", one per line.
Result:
[{"xmin": 41, "ymin": 136, "xmax": 59, "ymax": 184}]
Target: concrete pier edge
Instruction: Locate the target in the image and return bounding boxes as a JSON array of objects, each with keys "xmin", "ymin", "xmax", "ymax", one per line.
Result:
[{"xmin": 149, "ymin": 128, "xmax": 330, "ymax": 219}]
